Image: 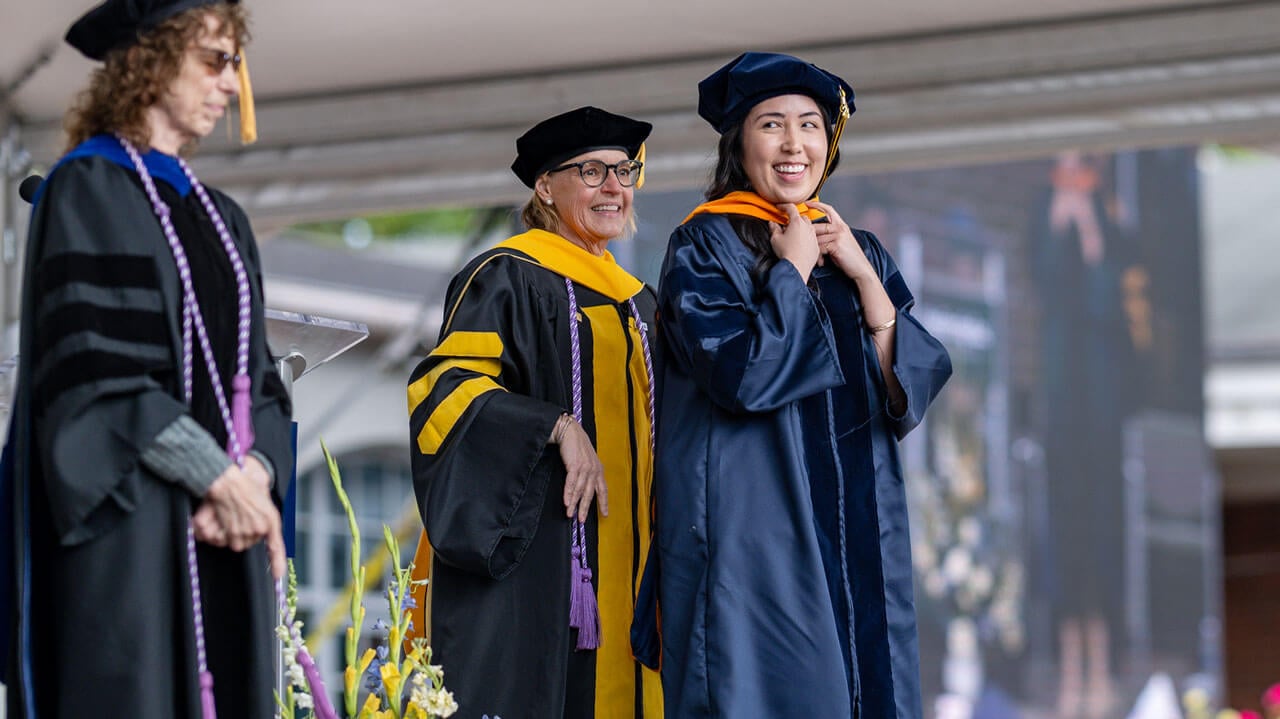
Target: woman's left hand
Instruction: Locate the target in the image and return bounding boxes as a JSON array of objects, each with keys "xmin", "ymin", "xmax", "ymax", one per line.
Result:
[{"xmin": 810, "ymin": 201, "xmax": 876, "ymax": 283}]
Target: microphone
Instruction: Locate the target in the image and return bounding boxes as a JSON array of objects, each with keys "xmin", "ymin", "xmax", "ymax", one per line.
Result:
[{"xmin": 18, "ymin": 175, "xmax": 44, "ymax": 204}]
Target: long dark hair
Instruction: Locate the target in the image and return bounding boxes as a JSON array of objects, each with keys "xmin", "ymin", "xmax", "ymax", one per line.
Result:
[{"xmin": 704, "ymin": 105, "xmax": 840, "ymax": 282}]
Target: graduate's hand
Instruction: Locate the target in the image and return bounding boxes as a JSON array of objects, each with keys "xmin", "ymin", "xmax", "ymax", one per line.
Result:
[
  {"xmin": 810, "ymin": 201, "xmax": 875, "ymax": 284},
  {"xmin": 201, "ymin": 464, "xmax": 288, "ymax": 579},
  {"xmin": 769, "ymin": 203, "xmax": 820, "ymax": 282},
  {"xmin": 555, "ymin": 417, "xmax": 608, "ymax": 523}
]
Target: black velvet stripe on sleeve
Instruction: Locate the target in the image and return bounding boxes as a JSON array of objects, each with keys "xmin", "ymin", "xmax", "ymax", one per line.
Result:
[
  {"xmin": 33, "ymin": 350, "xmax": 159, "ymax": 414},
  {"xmin": 36, "ymin": 303, "xmax": 169, "ymax": 353},
  {"xmin": 29, "ymin": 250, "xmax": 172, "ymax": 419},
  {"xmin": 33, "ymin": 252, "xmax": 158, "ymax": 294}
]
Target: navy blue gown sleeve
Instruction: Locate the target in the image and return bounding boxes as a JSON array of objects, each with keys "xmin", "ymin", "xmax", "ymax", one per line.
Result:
[
  {"xmin": 855, "ymin": 230, "xmax": 952, "ymax": 439},
  {"xmin": 658, "ymin": 218, "xmax": 846, "ymax": 413}
]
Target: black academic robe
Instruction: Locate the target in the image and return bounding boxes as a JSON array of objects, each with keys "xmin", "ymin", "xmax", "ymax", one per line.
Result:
[
  {"xmin": 3, "ymin": 137, "xmax": 293, "ymax": 719},
  {"xmin": 634, "ymin": 213, "xmax": 951, "ymax": 719},
  {"xmin": 407, "ymin": 230, "xmax": 662, "ymax": 719}
]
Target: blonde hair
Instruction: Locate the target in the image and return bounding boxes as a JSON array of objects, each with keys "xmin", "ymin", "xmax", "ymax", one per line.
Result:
[
  {"xmin": 518, "ymin": 188, "xmax": 639, "ymax": 239},
  {"xmin": 64, "ymin": 4, "xmax": 250, "ymax": 152}
]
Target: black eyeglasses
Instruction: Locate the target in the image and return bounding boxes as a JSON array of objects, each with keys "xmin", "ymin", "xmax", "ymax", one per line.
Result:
[
  {"xmin": 193, "ymin": 47, "xmax": 242, "ymax": 74},
  {"xmin": 547, "ymin": 159, "xmax": 643, "ymax": 188}
]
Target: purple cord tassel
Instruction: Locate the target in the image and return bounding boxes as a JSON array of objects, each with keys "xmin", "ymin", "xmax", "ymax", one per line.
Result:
[
  {"xmin": 200, "ymin": 671, "xmax": 217, "ymax": 719},
  {"xmin": 298, "ymin": 647, "xmax": 339, "ymax": 719},
  {"xmin": 563, "ymin": 279, "xmax": 602, "ymax": 651},
  {"xmin": 568, "ymin": 535, "xmax": 600, "ymax": 650},
  {"xmin": 229, "ymin": 374, "xmax": 254, "ymax": 457}
]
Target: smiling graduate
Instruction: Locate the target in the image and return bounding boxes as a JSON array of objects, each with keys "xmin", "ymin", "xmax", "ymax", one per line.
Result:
[{"xmin": 632, "ymin": 52, "xmax": 953, "ymax": 719}]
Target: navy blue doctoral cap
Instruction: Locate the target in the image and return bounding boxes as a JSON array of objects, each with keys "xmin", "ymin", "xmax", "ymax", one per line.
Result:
[
  {"xmin": 66, "ymin": 0, "xmax": 240, "ymax": 61},
  {"xmin": 697, "ymin": 52, "xmax": 855, "ymax": 134},
  {"xmin": 511, "ymin": 106, "xmax": 652, "ymax": 189}
]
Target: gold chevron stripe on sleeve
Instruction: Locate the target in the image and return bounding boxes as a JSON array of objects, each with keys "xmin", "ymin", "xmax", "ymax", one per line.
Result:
[
  {"xmin": 430, "ymin": 330, "xmax": 504, "ymax": 360},
  {"xmin": 407, "ymin": 357, "xmax": 502, "ymax": 416},
  {"xmin": 416, "ymin": 376, "xmax": 504, "ymax": 455}
]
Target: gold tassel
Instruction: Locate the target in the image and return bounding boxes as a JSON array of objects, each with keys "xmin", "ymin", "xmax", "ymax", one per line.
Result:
[
  {"xmin": 236, "ymin": 50, "xmax": 258, "ymax": 145},
  {"xmin": 635, "ymin": 142, "xmax": 647, "ymax": 189},
  {"xmin": 812, "ymin": 88, "xmax": 850, "ymax": 199}
]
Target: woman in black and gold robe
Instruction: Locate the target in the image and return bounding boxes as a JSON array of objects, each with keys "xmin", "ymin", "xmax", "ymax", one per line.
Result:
[{"xmin": 407, "ymin": 107, "xmax": 663, "ymax": 719}]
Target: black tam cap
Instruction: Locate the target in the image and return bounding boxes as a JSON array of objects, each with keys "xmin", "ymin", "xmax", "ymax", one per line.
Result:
[
  {"xmin": 66, "ymin": 0, "xmax": 239, "ymax": 61},
  {"xmin": 511, "ymin": 106, "xmax": 652, "ymax": 189},
  {"xmin": 697, "ymin": 52, "xmax": 855, "ymax": 134}
]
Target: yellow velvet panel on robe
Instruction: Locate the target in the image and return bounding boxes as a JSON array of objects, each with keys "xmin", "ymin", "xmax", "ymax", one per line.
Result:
[{"xmin": 583, "ymin": 305, "xmax": 662, "ymax": 718}]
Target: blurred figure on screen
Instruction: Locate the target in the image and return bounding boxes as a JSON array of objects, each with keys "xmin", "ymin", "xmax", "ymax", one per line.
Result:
[{"xmin": 1031, "ymin": 150, "xmax": 1139, "ymax": 719}]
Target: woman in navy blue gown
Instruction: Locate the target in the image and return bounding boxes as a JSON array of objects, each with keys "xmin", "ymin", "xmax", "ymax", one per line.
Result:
[{"xmin": 633, "ymin": 52, "xmax": 952, "ymax": 719}]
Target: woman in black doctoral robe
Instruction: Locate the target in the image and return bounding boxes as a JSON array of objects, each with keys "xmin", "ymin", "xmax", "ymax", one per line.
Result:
[
  {"xmin": 3, "ymin": 2, "xmax": 292, "ymax": 717},
  {"xmin": 407, "ymin": 107, "xmax": 663, "ymax": 719}
]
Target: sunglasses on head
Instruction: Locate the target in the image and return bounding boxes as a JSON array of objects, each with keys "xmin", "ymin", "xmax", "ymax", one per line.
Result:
[{"xmin": 193, "ymin": 46, "xmax": 242, "ymax": 74}]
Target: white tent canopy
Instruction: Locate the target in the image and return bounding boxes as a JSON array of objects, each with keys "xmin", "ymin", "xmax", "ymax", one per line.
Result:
[{"xmin": 4, "ymin": 0, "xmax": 1279, "ymax": 227}]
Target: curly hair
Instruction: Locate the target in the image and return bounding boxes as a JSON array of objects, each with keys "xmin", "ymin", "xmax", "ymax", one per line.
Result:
[{"xmin": 64, "ymin": 3, "xmax": 250, "ymax": 153}]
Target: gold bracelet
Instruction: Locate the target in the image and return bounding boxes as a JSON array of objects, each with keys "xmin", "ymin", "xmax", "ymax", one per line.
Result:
[{"xmin": 866, "ymin": 315, "xmax": 897, "ymax": 334}]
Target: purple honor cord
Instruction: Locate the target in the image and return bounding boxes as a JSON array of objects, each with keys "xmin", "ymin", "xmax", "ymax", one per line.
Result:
[
  {"xmin": 118, "ymin": 136, "xmax": 334, "ymax": 719},
  {"xmin": 564, "ymin": 278, "xmax": 655, "ymax": 650}
]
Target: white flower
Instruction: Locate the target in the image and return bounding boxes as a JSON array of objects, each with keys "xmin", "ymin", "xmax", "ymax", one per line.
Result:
[
  {"xmin": 941, "ymin": 547, "xmax": 972, "ymax": 584},
  {"xmin": 425, "ymin": 664, "xmax": 444, "ymax": 684},
  {"xmin": 967, "ymin": 567, "xmax": 993, "ymax": 599},
  {"xmin": 947, "ymin": 617, "xmax": 978, "ymax": 655},
  {"xmin": 295, "ymin": 692, "xmax": 314, "ymax": 710},
  {"xmin": 287, "ymin": 663, "xmax": 306, "ymax": 688},
  {"xmin": 991, "ymin": 597, "xmax": 1020, "ymax": 628},
  {"xmin": 924, "ymin": 569, "xmax": 947, "ymax": 599},
  {"xmin": 913, "ymin": 539, "xmax": 937, "ymax": 570},
  {"xmin": 423, "ymin": 688, "xmax": 459, "ymax": 717}
]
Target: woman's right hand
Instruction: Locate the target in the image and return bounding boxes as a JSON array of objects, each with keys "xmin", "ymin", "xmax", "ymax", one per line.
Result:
[
  {"xmin": 193, "ymin": 464, "xmax": 287, "ymax": 579},
  {"xmin": 552, "ymin": 415, "xmax": 608, "ymax": 523},
  {"xmin": 769, "ymin": 203, "xmax": 821, "ymax": 282}
]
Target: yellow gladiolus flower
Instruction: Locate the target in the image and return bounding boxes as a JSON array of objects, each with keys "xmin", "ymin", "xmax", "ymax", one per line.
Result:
[
  {"xmin": 344, "ymin": 666, "xmax": 357, "ymax": 697},
  {"xmin": 381, "ymin": 658, "xmax": 403, "ymax": 697},
  {"xmin": 358, "ymin": 692, "xmax": 381, "ymax": 718}
]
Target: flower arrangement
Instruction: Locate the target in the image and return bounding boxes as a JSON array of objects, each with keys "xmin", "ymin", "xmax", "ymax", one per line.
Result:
[
  {"xmin": 907, "ymin": 461, "xmax": 1025, "ymax": 656},
  {"xmin": 1187, "ymin": 682, "xmax": 1280, "ymax": 719},
  {"xmin": 274, "ymin": 442, "xmax": 458, "ymax": 719}
]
